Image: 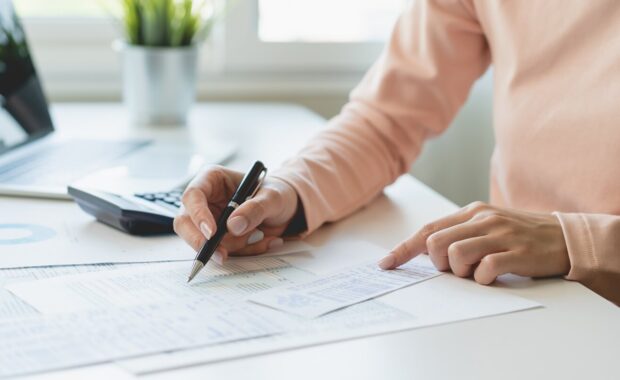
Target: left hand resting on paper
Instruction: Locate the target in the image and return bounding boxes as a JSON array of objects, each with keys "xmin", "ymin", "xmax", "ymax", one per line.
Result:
[{"xmin": 378, "ymin": 202, "xmax": 571, "ymax": 284}]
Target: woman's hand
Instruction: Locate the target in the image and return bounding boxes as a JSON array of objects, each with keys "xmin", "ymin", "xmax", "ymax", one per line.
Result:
[
  {"xmin": 378, "ymin": 202, "xmax": 571, "ymax": 284},
  {"xmin": 174, "ymin": 166, "xmax": 299, "ymax": 263}
]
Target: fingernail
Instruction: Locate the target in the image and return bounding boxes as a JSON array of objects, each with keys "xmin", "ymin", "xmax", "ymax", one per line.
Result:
[
  {"xmin": 247, "ymin": 230, "xmax": 264, "ymax": 245},
  {"xmin": 200, "ymin": 222, "xmax": 212, "ymax": 239},
  {"xmin": 228, "ymin": 216, "xmax": 248, "ymax": 236},
  {"xmin": 268, "ymin": 238, "xmax": 284, "ymax": 250},
  {"xmin": 212, "ymin": 249, "xmax": 226, "ymax": 265},
  {"xmin": 378, "ymin": 255, "xmax": 396, "ymax": 270}
]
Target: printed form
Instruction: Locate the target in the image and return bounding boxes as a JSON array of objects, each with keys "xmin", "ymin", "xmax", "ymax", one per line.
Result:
[
  {"xmin": 250, "ymin": 260, "xmax": 440, "ymax": 318},
  {"xmin": 0, "ymin": 263, "xmax": 127, "ymax": 321},
  {"xmin": 2, "ymin": 242, "xmax": 542, "ymax": 377},
  {"xmin": 0, "ymin": 299, "xmax": 293, "ymax": 378},
  {"xmin": 7, "ymin": 257, "xmax": 314, "ymax": 314}
]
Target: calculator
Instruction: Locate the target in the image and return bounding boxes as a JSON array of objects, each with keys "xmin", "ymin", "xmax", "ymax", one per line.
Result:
[{"xmin": 68, "ymin": 185, "xmax": 185, "ymax": 236}]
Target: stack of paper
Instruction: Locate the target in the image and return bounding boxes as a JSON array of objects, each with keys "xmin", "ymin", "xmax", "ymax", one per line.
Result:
[
  {"xmin": 0, "ymin": 299, "xmax": 292, "ymax": 377},
  {"xmin": 1, "ymin": 242, "xmax": 542, "ymax": 378}
]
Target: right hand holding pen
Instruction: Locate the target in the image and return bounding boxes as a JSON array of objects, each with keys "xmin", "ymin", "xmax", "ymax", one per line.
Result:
[{"xmin": 174, "ymin": 166, "xmax": 299, "ymax": 263}]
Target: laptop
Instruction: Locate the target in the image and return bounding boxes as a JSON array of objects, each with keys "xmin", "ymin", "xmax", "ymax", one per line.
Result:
[{"xmin": 0, "ymin": 0, "xmax": 235, "ymax": 199}]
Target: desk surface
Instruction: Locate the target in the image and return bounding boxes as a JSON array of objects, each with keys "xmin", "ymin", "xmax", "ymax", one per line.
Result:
[{"xmin": 24, "ymin": 103, "xmax": 620, "ymax": 380}]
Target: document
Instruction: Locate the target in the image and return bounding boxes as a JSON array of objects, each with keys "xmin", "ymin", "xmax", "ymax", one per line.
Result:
[
  {"xmin": 0, "ymin": 197, "xmax": 311, "ymax": 269},
  {"xmin": 0, "ymin": 299, "xmax": 293, "ymax": 378},
  {"xmin": 4, "ymin": 242, "xmax": 542, "ymax": 377},
  {"xmin": 118, "ymin": 300, "xmax": 418, "ymax": 374},
  {"xmin": 250, "ymin": 260, "xmax": 440, "ymax": 318},
  {"xmin": 7, "ymin": 257, "xmax": 314, "ymax": 314},
  {"xmin": 0, "ymin": 263, "xmax": 130, "ymax": 321},
  {"xmin": 118, "ymin": 278, "xmax": 542, "ymax": 375}
]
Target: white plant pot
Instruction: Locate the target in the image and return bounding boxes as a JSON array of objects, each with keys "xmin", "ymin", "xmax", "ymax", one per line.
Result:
[{"xmin": 116, "ymin": 41, "xmax": 198, "ymax": 126}]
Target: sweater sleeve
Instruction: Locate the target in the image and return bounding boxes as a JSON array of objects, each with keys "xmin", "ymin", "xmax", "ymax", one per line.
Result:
[
  {"xmin": 554, "ymin": 212, "xmax": 620, "ymax": 305},
  {"xmin": 271, "ymin": 0, "xmax": 490, "ymax": 234}
]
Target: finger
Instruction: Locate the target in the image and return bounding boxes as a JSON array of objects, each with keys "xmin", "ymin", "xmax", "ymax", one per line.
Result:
[
  {"xmin": 183, "ymin": 167, "xmax": 243, "ymax": 238},
  {"xmin": 227, "ymin": 186, "xmax": 283, "ymax": 236},
  {"xmin": 380, "ymin": 205, "xmax": 482, "ymax": 270},
  {"xmin": 247, "ymin": 229, "xmax": 265, "ymax": 245},
  {"xmin": 173, "ymin": 214, "xmax": 206, "ymax": 252},
  {"xmin": 473, "ymin": 251, "xmax": 522, "ymax": 285},
  {"xmin": 218, "ymin": 229, "xmax": 260, "ymax": 252},
  {"xmin": 447, "ymin": 237, "xmax": 506, "ymax": 278},
  {"xmin": 425, "ymin": 221, "xmax": 488, "ymax": 271},
  {"xmin": 231, "ymin": 236, "xmax": 284, "ymax": 256},
  {"xmin": 211, "ymin": 248, "xmax": 229, "ymax": 265},
  {"xmin": 181, "ymin": 186, "xmax": 217, "ymax": 239}
]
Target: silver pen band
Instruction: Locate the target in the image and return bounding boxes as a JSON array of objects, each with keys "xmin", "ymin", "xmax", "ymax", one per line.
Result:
[{"xmin": 228, "ymin": 201, "xmax": 240, "ymax": 209}]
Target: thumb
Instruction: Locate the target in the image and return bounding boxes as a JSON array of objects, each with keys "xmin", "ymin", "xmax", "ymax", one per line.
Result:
[{"xmin": 227, "ymin": 187, "xmax": 283, "ymax": 236}]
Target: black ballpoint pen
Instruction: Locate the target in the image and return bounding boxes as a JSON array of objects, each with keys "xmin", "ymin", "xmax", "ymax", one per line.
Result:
[{"xmin": 187, "ymin": 161, "xmax": 267, "ymax": 283}]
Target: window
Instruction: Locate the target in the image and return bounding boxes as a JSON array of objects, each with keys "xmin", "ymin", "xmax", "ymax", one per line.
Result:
[
  {"xmin": 12, "ymin": 0, "xmax": 408, "ymax": 98},
  {"xmin": 14, "ymin": 0, "xmax": 104, "ymax": 17},
  {"xmin": 224, "ymin": 0, "xmax": 406, "ymax": 72},
  {"xmin": 258, "ymin": 0, "xmax": 403, "ymax": 42}
]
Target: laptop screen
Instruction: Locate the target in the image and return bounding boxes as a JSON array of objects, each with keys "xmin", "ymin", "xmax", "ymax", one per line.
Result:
[{"xmin": 0, "ymin": 0, "xmax": 54, "ymax": 155}]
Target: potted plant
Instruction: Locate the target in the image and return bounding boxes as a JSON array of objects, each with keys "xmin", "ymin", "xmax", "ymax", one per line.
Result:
[{"xmin": 114, "ymin": 0, "xmax": 217, "ymax": 125}]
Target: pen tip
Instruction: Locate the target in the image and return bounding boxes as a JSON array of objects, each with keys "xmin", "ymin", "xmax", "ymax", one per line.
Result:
[{"xmin": 186, "ymin": 261, "xmax": 204, "ymax": 284}]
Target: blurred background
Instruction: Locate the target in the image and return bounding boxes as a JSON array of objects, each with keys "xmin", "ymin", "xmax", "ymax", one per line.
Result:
[{"xmin": 15, "ymin": 0, "xmax": 494, "ymax": 206}]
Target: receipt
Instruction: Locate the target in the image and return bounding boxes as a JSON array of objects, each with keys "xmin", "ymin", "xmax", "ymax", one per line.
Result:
[{"xmin": 250, "ymin": 260, "xmax": 440, "ymax": 318}]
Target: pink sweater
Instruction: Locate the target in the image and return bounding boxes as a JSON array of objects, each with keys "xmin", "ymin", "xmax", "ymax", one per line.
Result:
[{"xmin": 272, "ymin": 0, "xmax": 620, "ymax": 305}]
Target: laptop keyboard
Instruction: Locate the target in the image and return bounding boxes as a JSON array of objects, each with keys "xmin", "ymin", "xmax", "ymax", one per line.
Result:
[{"xmin": 0, "ymin": 139, "xmax": 149, "ymax": 186}]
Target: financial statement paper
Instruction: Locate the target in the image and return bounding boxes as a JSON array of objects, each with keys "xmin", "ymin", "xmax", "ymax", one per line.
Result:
[{"xmin": 3, "ymin": 242, "xmax": 542, "ymax": 377}]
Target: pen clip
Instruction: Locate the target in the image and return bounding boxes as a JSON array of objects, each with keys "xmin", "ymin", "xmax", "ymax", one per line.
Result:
[{"xmin": 247, "ymin": 167, "xmax": 267, "ymax": 200}]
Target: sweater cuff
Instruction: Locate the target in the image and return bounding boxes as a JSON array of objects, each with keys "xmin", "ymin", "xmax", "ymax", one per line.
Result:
[
  {"xmin": 553, "ymin": 212, "xmax": 598, "ymax": 282},
  {"xmin": 270, "ymin": 165, "xmax": 323, "ymax": 238}
]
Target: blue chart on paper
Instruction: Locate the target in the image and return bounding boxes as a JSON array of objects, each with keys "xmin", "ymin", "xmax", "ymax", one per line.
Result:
[{"xmin": 0, "ymin": 224, "xmax": 56, "ymax": 245}]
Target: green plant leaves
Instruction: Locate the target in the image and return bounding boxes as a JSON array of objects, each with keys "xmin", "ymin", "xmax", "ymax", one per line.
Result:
[{"xmin": 119, "ymin": 0, "xmax": 216, "ymax": 47}]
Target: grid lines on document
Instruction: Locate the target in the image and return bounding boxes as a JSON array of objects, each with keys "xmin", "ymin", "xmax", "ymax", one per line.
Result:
[
  {"xmin": 5, "ymin": 258, "xmax": 315, "ymax": 315},
  {"xmin": 0, "ymin": 299, "xmax": 290, "ymax": 378},
  {"xmin": 303, "ymin": 264, "xmax": 437, "ymax": 303},
  {"xmin": 0, "ymin": 263, "xmax": 123, "ymax": 321}
]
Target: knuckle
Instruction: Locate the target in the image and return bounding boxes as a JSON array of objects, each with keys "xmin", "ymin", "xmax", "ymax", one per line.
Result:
[
  {"xmin": 181, "ymin": 187, "xmax": 200, "ymax": 204},
  {"xmin": 420, "ymin": 223, "xmax": 438, "ymax": 238},
  {"xmin": 447, "ymin": 242, "xmax": 463, "ymax": 259},
  {"xmin": 172, "ymin": 215, "xmax": 188, "ymax": 235},
  {"xmin": 480, "ymin": 255, "xmax": 498, "ymax": 273},
  {"xmin": 246, "ymin": 200, "xmax": 266, "ymax": 222},
  {"xmin": 425, "ymin": 233, "xmax": 442, "ymax": 253},
  {"xmin": 484, "ymin": 212, "xmax": 504, "ymax": 224},
  {"xmin": 467, "ymin": 201, "xmax": 488, "ymax": 213},
  {"xmin": 262, "ymin": 186, "xmax": 282, "ymax": 202}
]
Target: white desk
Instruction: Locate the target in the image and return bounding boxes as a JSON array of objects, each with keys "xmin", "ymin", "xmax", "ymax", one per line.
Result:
[{"xmin": 20, "ymin": 103, "xmax": 620, "ymax": 380}]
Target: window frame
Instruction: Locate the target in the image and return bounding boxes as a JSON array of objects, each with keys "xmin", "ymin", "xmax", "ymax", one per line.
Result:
[{"xmin": 18, "ymin": 0, "xmax": 398, "ymax": 98}]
